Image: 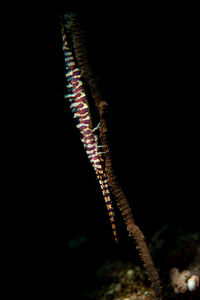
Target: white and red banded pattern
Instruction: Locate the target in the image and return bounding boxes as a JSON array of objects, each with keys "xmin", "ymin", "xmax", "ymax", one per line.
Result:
[{"xmin": 62, "ymin": 27, "xmax": 117, "ymax": 242}]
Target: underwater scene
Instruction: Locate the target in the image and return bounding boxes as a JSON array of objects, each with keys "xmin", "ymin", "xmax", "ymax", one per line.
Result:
[
  {"xmin": 54, "ymin": 4, "xmax": 199, "ymax": 300},
  {"xmin": 10, "ymin": 1, "xmax": 199, "ymax": 299}
]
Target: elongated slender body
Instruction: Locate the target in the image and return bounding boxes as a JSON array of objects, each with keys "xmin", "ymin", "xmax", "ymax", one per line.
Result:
[{"xmin": 62, "ymin": 26, "xmax": 117, "ymax": 242}]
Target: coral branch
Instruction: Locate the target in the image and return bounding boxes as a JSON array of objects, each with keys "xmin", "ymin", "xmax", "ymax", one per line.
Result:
[
  {"xmin": 63, "ymin": 12, "xmax": 163, "ymax": 299},
  {"xmin": 99, "ymin": 111, "xmax": 162, "ymax": 300}
]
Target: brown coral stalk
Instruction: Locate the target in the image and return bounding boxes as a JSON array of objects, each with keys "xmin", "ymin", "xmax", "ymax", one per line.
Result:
[
  {"xmin": 63, "ymin": 12, "xmax": 162, "ymax": 299},
  {"xmin": 99, "ymin": 111, "xmax": 162, "ymax": 300}
]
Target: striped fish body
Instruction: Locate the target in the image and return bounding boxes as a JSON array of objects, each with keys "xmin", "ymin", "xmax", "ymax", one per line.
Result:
[{"xmin": 62, "ymin": 28, "xmax": 117, "ymax": 242}]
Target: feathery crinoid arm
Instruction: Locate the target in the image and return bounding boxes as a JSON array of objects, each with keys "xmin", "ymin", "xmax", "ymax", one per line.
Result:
[{"xmin": 61, "ymin": 20, "xmax": 117, "ymax": 242}]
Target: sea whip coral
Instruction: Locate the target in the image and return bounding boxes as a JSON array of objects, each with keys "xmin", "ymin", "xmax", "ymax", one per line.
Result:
[{"xmin": 61, "ymin": 12, "xmax": 162, "ymax": 299}]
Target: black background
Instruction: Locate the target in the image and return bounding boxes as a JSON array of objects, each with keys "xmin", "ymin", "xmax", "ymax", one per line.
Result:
[{"xmin": 9, "ymin": 2, "xmax": 199, "ymax": 298}]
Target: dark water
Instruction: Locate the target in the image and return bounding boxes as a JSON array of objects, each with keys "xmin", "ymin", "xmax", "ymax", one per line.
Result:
[{"xmin": 9, "ymin": 2, "xmax": 199, "ymax": 299}]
